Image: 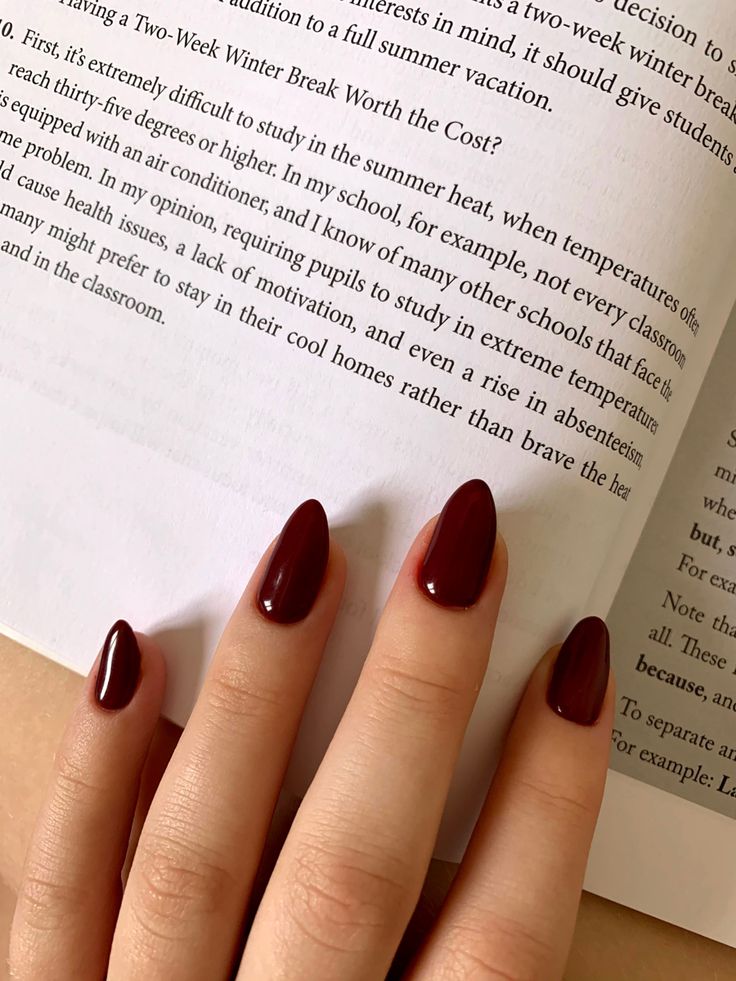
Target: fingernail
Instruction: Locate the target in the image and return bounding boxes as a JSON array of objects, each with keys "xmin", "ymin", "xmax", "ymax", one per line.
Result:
[
  {"xmin": 419, "ymin": 479, "xmax": 497, "ymax": 609},
  {"xmin": 547, "ymin": 617, "xmax": 610, "ymax": 726},
  {"xmin": 95, "ymin": 620, "xmax": 141, "ymax": 711},
  {"xmin": 257, "ymin": 500, "xmax": 330, "ymax": 624}
]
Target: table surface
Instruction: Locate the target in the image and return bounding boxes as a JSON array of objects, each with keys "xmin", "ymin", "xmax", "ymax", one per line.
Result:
[{"xmin": 0, "ymin": 632, "xmax": 734, "ymax": 979}]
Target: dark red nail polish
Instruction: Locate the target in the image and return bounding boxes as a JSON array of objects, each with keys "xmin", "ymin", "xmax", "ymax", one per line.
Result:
[
  {"xmin": 419, "ymin": 479, "xmax": 497, "ymax": 609},
  {"xmin": 257, "ymin": 500, "xmax": 329, "ymax": 624},
  {"xmin": 547, "ymin": 617, "xmax": 610, "ymax": 726},
  {"xmin": 95, "ymin": 620, "xmax": 141, "ymax": 711}
]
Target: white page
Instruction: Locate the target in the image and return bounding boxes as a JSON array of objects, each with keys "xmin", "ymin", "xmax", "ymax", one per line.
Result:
[
  {"xmin": 1, "ymin": 0, "xmax": 736, "ymax": 933},
  {"xmin": 586, "ymin": 306, "xmax": 736, "ymax": 947}
]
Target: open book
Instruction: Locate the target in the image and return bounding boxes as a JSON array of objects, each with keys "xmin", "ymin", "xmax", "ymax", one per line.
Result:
[{"xmin": 1, "ymin": 0, "xmax": 735, "ymax": 947}]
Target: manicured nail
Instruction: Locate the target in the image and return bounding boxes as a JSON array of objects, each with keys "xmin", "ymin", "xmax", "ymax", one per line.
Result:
[
  {"xmin": 257, "ymin": 500, "xmax": 330, "ymax": 624},
  {"xmin": 419, "ymin": 479, "xmax": 497, "ymax": 609},
  {"xmin": 95, "ymin": 620, "xmax": 141, "ymax": 711},
  {"xmin": 547, "ymin": 617, "xmax": 610, "ymax": 726}
]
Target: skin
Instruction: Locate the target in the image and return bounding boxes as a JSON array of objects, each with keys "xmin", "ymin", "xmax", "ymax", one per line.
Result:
[
  {"xmin": 0, "ymin": 514, "xmax": 731, "ymax": 978},
  {"xmin": 1, "ymin": 650, "xmax": 733, "ymax": 980}
]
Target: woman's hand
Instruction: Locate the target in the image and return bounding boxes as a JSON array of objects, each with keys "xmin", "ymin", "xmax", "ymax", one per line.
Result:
[{"xmin": 9, "ymin": 480, "xmax": 613, "ymax": 980}]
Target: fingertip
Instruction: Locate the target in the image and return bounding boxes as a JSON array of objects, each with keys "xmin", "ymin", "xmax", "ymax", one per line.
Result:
[
  {"xmin": 599, "ymin": 661, "xmax": 617, "ymax": 725},
  {"xmin": 326, "ymin": 534, "xmax": 348, "ymax": 592},
  {"xmin": 133, "ymin": 632, "xmax": 168, "ymax": 699},
  {"xmin": 490, "ymin": 531, "xmax": 509, "ymax": 593},
  {"xmin": 83, "ymin": 625, "xmax": 166, "ymax": 717},
  {"xmin": 547, "ymin": 618, "xmax": 610, "ymax": 728},
  {"xmin": 224, "ymin": 512, "xmax": 347, "ymax": 658},
  {"xmin": 525, "ymin": 627, "xmax": 614, "ymax": 736},
  {"xmin": 417, "ymin": 481, "xmax": 496, "ymax": 609},
  {"xmin": 397, "ymin": 511, "xmax": 507, "ymax": 616}
]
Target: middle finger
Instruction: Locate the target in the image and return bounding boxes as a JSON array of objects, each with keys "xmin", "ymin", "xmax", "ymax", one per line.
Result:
[{"xmin": 241, "ymin": 480, "xmax": 505, "ymax": 981}]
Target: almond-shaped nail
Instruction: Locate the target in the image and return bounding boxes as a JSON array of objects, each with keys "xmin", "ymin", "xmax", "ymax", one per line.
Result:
[
  {"xmin": 547, "ymin": 617, "xmax": 610, "ymax": 726},
  {"xmin": 419, "ymin": 479, "xmax": 497, "ymax": 609},
  {"xmin": 95, "ymin": 620, "xmax": 141, "ymax": 711},
  {"xmin": 257, "ymin": 500, "xmax": 329, "ymax": 624}
]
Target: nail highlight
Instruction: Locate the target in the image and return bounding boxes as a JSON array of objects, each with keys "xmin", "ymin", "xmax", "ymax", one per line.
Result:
[
  {"xmin": 257, "ymin": 500, "xmax": 330, "ymax": 624},
  {"xmin": 547, "ymin": 617, "xmax": 610, "ymax": 726},
  {"xmin": 95, "ymin": 620, "xmax": 141, "ymax": 711},
  {"xmin": 419, "ymin": 479, "xmax": 497, "ymax": 609}
]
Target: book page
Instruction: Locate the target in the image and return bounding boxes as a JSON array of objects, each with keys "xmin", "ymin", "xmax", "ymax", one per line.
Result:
[
  {"xmin": 586, "ymin": 307, "xmax": 736, "ymax": 947},
  {"xmin": 1, "ymin": 0, "xmax": 735, "ymax": 894}
]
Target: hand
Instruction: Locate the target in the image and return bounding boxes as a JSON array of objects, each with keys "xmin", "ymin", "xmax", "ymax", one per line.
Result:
[{"xmin": 9, "ymin": 480, "xmax": 613, "ymax": 980}]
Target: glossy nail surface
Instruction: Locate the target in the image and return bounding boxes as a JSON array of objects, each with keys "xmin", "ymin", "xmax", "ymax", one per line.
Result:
[
  {"xmin": 419, "ymin": 479, "xmax": 497, "ymax": 609},
  {"xmin": 547, "ymin": 617, "xmax": 610, "ymax": 726},
  {"xmin": 257, "ymin": 500, "xmax": 329, "ymax": 624},
  {"xmin": 95, "ymin": 620, "xmax": 141, "ymax": 711}
]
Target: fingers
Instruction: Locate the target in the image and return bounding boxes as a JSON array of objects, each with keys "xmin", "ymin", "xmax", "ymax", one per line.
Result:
[
  {"xmin": 240, "ymin": 480, "xmax": 506, "ymax": 981},
  {"xmin": 110, "ymin": 501, "xmax": 346, "ymax": 981},
  {"xmin": 10, "ymin": 624, "xmax": 165, "ymax": 981},
  {"xmin": 408, "ymin": 618, "xmax": 614, "ymax": 981},
  {"xmin": 10, "ymin": 489, "xmax": 612, "ymax": 981}
]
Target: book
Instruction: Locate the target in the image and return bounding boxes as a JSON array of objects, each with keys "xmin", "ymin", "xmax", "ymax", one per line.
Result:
[{"xmin": 1, "ymin": 0, "xmax": 735, "ymax": 947}]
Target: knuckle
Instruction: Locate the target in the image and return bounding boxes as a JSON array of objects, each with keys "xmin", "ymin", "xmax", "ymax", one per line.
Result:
[
  {"xmin": 15, "ymin": 867, "xmax": 87, "ymax": 934},
  {"xmin": 371, "ymin": 657, "xmax": 470, "ymax": 723},
  {"xmin": 204, "ymin": 658, "xmax": 282, "ymax": 727},
  {"xmin": 132, "ymin": 835, "xmax": 235, "ymax": 939},
  {"xmin": 516, "ymin": 775, "xmax": 595, "ymax": 829},
  {"xmin": 282, "ymin": 834, "xmax": 409, "ymax": 955},
  {"xmin": 53, "ymin": 748, "xmax": 103, "ymax": 806},
  {"xmin": 437, "ymin": 913, "xmax": 556, "ymax": 981}
]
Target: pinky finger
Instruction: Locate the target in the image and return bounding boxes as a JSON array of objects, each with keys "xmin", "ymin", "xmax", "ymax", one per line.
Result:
[
  {"xmin": 10, "ymin": 622, "xmax": 165, "ymax": 981},
  {"xmin": 409, "ymin": 618, "xmax": 614, "ymax": 981}
]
